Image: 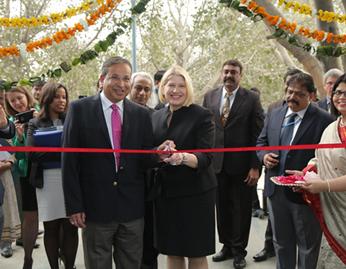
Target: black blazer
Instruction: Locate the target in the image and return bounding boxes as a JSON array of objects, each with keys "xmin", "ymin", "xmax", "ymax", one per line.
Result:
[
  {"xmin": 62, "ymin": 95, "xmax": 155, "ymax": 223},
  {"xmin": 317, "ymin": 97, "xmax": 328, "ymax": 111},
  {"xmin": 151, "ymin": 104, "xmax": 217, "ymax": 197},
  {"xmin": 203, "ymin": 86, "xmax": 264, "ymax": 176},
  {"xmin": 256, "ymin": 103, "xmax": 334, "ymax": 203},
  {"xmin": 26, "ymin": 116, "xmax": 65, "ymax": 187}
]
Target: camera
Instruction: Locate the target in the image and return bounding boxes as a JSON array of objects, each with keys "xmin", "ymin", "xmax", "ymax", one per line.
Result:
[{"xmin": 15, "ymin": 110, "xmax": 34, "ymax": 124}]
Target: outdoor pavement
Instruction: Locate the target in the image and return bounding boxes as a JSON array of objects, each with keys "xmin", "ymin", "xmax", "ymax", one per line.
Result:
[
  {"xmin": 1, "ymin": 174, "xmax": 276, "ymax": 269},
  {"xmin": 1, "ymin": 216, "xmax": 276, "ymax": 269}
]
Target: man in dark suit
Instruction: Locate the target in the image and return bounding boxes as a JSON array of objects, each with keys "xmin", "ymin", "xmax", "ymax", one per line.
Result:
[
  {"xmin": 203, "ymin": 59, "xmax": 264, "ymax": 269},
  {"xmin": 62, "ymin": 56, "xmax": 157, "ymax": 269},
  {"xmin": 253, "ymin": 67, "xmax": 303, "ymax": 263},
  {"xmin": 257, "ymin": 72, "xmax": 334, "ymax": 269},
  {"xmin": 317, "ymin": 68, "xmax": 343, "ymax": 113}
]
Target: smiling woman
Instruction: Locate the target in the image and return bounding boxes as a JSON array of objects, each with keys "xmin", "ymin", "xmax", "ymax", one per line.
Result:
[
  {"xmin": 26, "ymin": 82, "xmax": 78, "ymax": 269},
  {"xmin": 152, "ymin": 65, "xmax": 217, "ymax": 269}
]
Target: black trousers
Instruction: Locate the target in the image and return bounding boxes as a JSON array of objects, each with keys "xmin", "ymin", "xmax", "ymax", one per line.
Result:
[
  {"xmin": 141, "ymin": 201, "xmax": 158, "ymax": 269},
  {"xmin": 216, "ymin": 171, "xmax": 253, "ymax": 258},
  {"xmin": 264, "ymin": 218, "xmax": 274, "ymax": 251}
]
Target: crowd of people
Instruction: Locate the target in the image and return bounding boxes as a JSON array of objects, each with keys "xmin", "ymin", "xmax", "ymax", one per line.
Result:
[{"xmin": 0, "ymin": 56, "xmax": 345, "ymax": 269}]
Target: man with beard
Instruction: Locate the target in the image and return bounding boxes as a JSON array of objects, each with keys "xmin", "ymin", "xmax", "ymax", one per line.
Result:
[
  {"xmin": 203, "ymin": 59, "xmax": 264, "ymax": 269},
  {"xmin": 256, "ymin": 72, "xmax": 333, "ymax": 269}
]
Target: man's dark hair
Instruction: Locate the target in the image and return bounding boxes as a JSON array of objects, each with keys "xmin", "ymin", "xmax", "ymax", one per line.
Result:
[
  {"xmin": 222, "ymin": 59, "xmax": 243, "ymax": 74},
  {"xmin": 286, "ymin": 72, "xmax": 315, "ymax": 93},
  {"xmin": 32, "ymin": 80, "xmax": 46, "ymax": 88},
  {"xmin": 283, "ymin": 68, "xmax": 303, "ymax": 83},
  {"xmin": 331, "ymin": 73, "xmax": 346, "ymax": 117},
  {"xmin": 154, "ymin": 70, "xmax": 166, "ymax": 83},
  {"xmin": 101, "ymin": 56, "xmax": 132, "ymax": 77}
]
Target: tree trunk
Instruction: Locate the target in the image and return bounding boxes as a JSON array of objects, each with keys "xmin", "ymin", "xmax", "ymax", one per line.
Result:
[
  {"xmin": 313, "ymin": 0, "xmax": 341, "ymax": 71},
  {"xmin": 340, "ymin": 0, "xmax": 346, "ymax": 69},
  {"xmin": 255, "ymin": 0, "xmax": 324, "ymax": 96}
]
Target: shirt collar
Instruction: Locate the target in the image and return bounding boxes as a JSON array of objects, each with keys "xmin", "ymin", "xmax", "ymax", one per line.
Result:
[
  {"xmin": 285, "ymin": 104, "xmax": 309, "ymax": 120},
  {"xmin": 100, "ymin": 91, "xmax": 124, "ymax": 111},
  {"xmin": 326, "ymin": 96, "xmax": 331, "ymax": 104},
  {"xmin": 222, "ymin": 86, "xmax": 239, "ymax": 97}
]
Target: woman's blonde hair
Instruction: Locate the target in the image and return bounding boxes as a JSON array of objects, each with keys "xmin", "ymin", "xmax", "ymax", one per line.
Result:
[
  {"xmin": 159, "ymin": 65, "xmax": 194, "ymax": 107},
  {"xmin": 5, "ymin": 86, "xmax": 36, "ymax": 116}
]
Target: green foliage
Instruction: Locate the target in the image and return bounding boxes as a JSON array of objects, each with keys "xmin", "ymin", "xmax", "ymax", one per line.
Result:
[
  {"xmin": 136, "ymin": 0, "xmax": 291, "ymax": 107},
  {"xmin": 0, "ymin": 0, "xmax": 305, "ymax": 107}
]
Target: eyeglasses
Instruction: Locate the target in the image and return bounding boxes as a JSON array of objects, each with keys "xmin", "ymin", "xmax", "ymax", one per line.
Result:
[{"xmin": 333, "ymin": 89, "xmax": 346, "ymax": 98}]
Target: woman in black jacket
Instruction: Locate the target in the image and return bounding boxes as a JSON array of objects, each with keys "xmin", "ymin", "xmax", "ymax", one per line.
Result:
[
  {"xmin": 26, "ymin": 82, "xmax": 78, "ymax": 269},
  {"xmin": 152, "ymin": 65, "xmax": 217, "ymax": 269}
]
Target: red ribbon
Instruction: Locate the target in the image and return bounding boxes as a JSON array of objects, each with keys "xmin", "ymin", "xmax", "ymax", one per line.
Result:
[{"xmin": 0, "ymin": 143, "xmax": 346, "ymax": 153}]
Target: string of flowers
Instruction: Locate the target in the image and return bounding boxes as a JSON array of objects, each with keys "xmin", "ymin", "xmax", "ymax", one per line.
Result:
[
  {"xmin": 0, "ymin": 0, "xmax": 121, "ymax": 58},
  {"xmin": 220, "ymin": 0, "xmax": 346, "ymax": 57},
  {"xmin": 0, "ymin": 0, "xmax": 103, "ymax": 28},
  {"xmin": 239, "ymin": 0, "xmax": 346, "ymax": 44},
  {"xmin": 0, "ymin": 0, "xmax": 151, "ymax": 91},
  {"xmin": 276, "ymin": 0, "xmax": 346, "ymax": 24}
]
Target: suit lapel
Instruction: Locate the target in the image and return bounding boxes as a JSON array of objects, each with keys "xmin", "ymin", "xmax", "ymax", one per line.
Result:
[
  {"xmin": 95, "ymin": 95, "xmax": 112, "ymax": 148},
  {"xmin": 120, "ymin": 99, "xmax": 131, "ymax": 162},
  {"xmin": 273, "ymin": 105, "xmax": 287, "ymax": 147},
  {"xmin": 224, "ymin": 87, "xmax": 246, "ymax": 127},
  {"xmin": 211, "ymin": 87, "xmax": 223, "ymax": 129},
  {"xmin": 291, "ymin": 104, "xmax": 314, "ymax": 145}
]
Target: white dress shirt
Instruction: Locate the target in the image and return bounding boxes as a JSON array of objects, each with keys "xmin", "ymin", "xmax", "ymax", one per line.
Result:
[
  {"xmin": 100, "ymin": 92, "xmax": 124, "ymax": 167},
  {"xmin": 284, "ymin": 105, "xmax": 309, "ymax": 144}
]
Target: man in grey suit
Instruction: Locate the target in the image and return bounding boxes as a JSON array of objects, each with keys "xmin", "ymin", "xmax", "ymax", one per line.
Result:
[
  {"xmin": 257, "ymin": 72, "xmax": 334, "ymax": 269},
  {"xmin": 203, "ymin": 59, "xmax": 264, "ymax": 269},
  {"xmin": 317, "ymin": 68, "xmax": 343, "ymax": 113},
  {"xmin": 63, "ymin": 56, "xmax": 158, "ymax": 269}
]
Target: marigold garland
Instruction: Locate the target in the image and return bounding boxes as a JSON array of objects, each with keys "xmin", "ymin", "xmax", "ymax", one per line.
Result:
[
  {"xmin": 221, "ymin": 0, "xmax": 346, "ymax": 57},
  {"xmin": 0, "ymin": 0, "xmax": 104, "ymax": 28},
  {"xmin": 241, "ymin": 0, "xmax": 346, "ymax": 44},
  {"xmin": 277, "ymin": 0, "xmax": 346, "ymax": 24},
  {"xmin": 0, "ymin": 0, "xmax": 121, "ymax": 58},
  {"xmin": 0, "ymin": 0, "xmax": 151, "ymax": 91}
]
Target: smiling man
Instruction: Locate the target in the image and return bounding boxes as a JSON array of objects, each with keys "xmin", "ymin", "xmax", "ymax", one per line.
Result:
[
  {"xmin": 203, "ymin": 59, "xmax": 264, "ymax": 269},
  {"xmin": 63, "ymin": 56, "xmax": 156, "ymax": 269},
  {"xmin": 256, "ymin": 72, "xmax": 334, "ymax": 269},
  {"xmin": 129, "ymin": 72, "xmax": 154, "ymax": 108}
]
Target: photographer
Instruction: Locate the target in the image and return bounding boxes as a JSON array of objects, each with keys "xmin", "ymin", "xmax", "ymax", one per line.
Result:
[{"xmin": 5, "ymin": 86, "xmax": 39, "ymax": 268}]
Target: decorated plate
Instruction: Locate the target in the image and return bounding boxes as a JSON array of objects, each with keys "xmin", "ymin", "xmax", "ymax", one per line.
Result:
[{"xmin": 270, "ymin": 175, "xmax": 306, "ymax": 187}]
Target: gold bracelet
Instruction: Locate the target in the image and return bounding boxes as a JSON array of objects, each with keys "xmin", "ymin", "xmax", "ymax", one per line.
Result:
[{"xmin": 326, "ymin": 179, "xmax": 331, "ymax": 193}]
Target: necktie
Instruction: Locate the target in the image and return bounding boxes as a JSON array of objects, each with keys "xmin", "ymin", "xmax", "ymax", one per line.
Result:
[
  {"xmin": 111, "ymin": 104, "xmax": 122, "ymax": 168},
  {"xmin": 221, "ymin": 93, "xmax": 232, "ymax": 127},
  {"xmin": 279, "ymin": 113, "xmax": 297, "ymax": 175}
]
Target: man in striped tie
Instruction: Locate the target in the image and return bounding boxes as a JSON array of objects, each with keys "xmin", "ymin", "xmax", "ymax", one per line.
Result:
[{"xmin": 256, "ymin": 72, "xmax": 334, "ymax": 269}]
